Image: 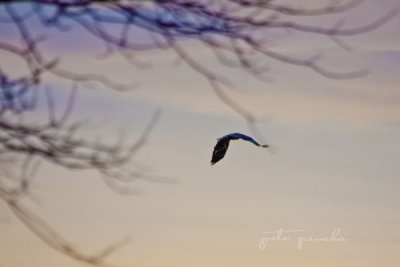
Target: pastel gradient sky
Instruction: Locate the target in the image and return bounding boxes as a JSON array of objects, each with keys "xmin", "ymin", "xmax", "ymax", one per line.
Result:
[{"xmin": 1, "ymin": 1, "xmax": 400, "ymax": 267}]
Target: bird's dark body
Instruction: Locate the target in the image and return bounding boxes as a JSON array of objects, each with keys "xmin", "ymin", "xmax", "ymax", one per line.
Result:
[
  {"xmin": 211, "ymin": 138, "xmax": 230, "ymax": 165},
  {"xmin": 210, "ymin": 132, "xmax": 269, "ymax": 165}
]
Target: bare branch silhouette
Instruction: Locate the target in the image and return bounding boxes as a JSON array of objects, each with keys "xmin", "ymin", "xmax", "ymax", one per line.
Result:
[
  {"xmin": 0, "ymin": 77, "xmax": 162, "ymax": 265},
  {"xmin": 0, "ymin": 0, "xmax": 398, "ymax": 128}
]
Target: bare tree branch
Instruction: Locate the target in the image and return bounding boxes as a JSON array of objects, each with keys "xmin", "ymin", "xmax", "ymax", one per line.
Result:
[{"xmin": 0, "ymin": 74, "xmax": 162, "ymax": 266}]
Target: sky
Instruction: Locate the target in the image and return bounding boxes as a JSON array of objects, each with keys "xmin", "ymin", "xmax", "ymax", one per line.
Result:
[{"xmin": 1, "ymin": 1, "xmax": 400, "ymax": 267}]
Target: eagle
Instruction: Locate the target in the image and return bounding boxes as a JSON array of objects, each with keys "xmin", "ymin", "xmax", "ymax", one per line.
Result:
[{"xmin": 211, "ymin": 132, "xmax": 269, "ymax": 165}]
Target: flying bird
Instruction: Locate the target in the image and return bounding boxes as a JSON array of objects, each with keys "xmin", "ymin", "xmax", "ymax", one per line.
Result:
[{"xmin": 211, "ymin": 132, "xmax": 269, "ymax": 165}]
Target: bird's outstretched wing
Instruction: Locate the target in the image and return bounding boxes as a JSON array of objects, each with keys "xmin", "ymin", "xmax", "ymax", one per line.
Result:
[
  {"xmin": 211, "ymin": 138, "xmax": 230, "ymax": 165},
  {"xmin": 226, "ymin": 132, "xmax": 270, "ymax": 147}
]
